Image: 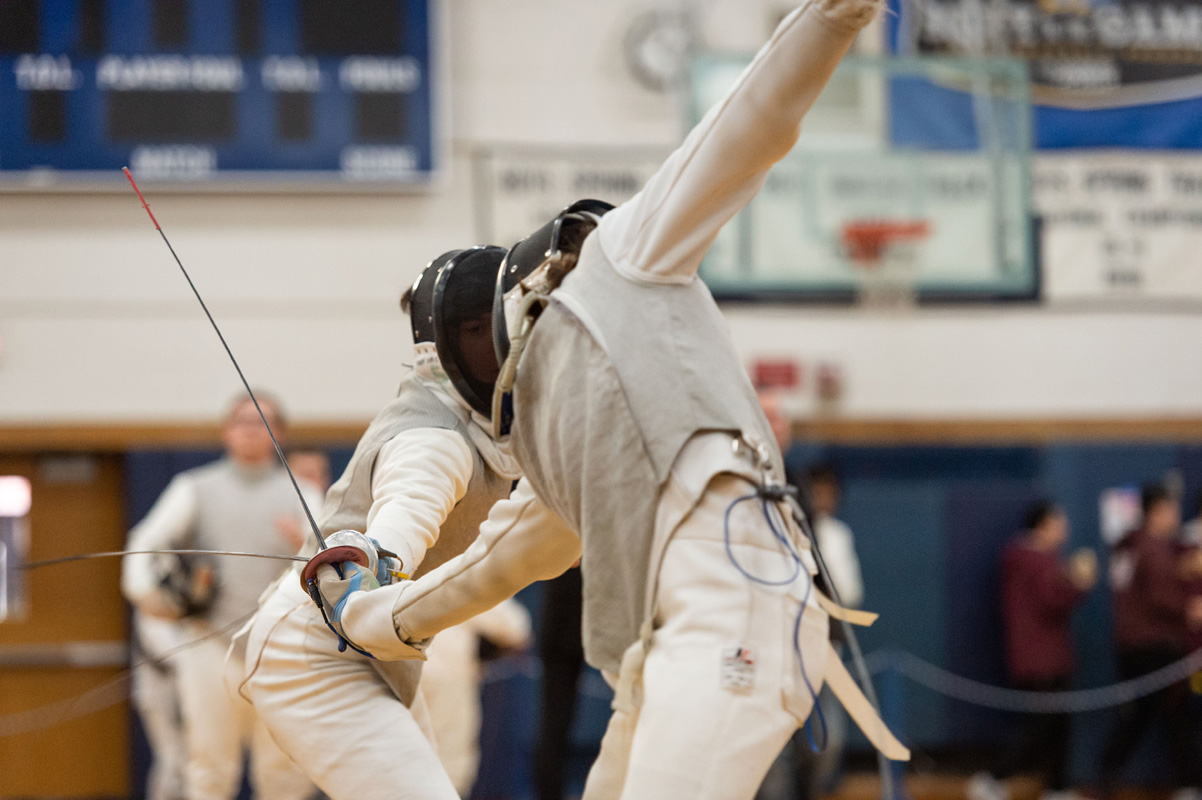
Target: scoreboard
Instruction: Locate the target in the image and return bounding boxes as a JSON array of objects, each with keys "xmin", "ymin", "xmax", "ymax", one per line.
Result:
[{"xmin": 0, "ymin": 0, "xmax": 437, "ymax": 188}]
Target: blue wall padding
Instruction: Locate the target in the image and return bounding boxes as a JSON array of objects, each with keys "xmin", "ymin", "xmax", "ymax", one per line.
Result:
[
  {"xmin": 891, "ymin": 75, "xmax": 1202, "ymax": 150},
  {"xmin": 1035, "ymin": 99, "xmax": 1202, "ymax": 150},
  {"xmin": 943, "ymin": 478, "xmax": 1043, "ymax": 745}
]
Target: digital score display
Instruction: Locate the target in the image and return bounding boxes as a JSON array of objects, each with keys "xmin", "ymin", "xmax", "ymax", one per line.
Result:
[{"xmin": 0, "ymin": 0, "xmax": 437, "ymax": 188}]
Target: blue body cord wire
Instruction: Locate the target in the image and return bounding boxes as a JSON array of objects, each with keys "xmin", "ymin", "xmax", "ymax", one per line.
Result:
[{"xmin": 723, "ymin": 490, "xmax": 828, "ymax": 751}]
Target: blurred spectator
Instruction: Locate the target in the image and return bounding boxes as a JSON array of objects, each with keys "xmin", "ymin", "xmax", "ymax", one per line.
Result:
[
  {"xmin": 1183, "ymin": 489, "xmax": 1202, "ymax": 549},
  {"xmin": 421, "ymin": 599, "xmax": 532, "ymax": 798},
  {"xmin": 532, "ymin": 566, "xmax": 586, "ymax": 800},
  {"xmin": 1098, "ymin": 484, "xmax": 1199, "ymax": 798},
  {"xmin": 1183, "ymin": 489, "xmax": 1202, "ymax": 656},
  {"xmin": 1182, "ymin": 492, "xmax": 1202, "ymax": 795},
  {"xmin": 807, "ymin": 464, "xmax": 864, "ymax": 611},
  {"xmin": 274, "ymin": 449, "xmax": 333, "ymax": 551},
  {"xmin": 967, "ymin": 500, "xmax": 1096, "ymax": 800},
  {"xmin": 288, "ymin": 449, "xmax": 332, "ymax": 495},
  {"xmin": 122, "ymin": 394, "xmax": 319, "ymax": 800},
  {"xmin": 756, "ymin": 388, "xmax": 863, "ymax": 800}
]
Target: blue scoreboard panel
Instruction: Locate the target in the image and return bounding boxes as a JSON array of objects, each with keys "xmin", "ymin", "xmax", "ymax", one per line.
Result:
[{"xmin": 0, "ymin": 0, "xmax": 437, "ymax": 188}]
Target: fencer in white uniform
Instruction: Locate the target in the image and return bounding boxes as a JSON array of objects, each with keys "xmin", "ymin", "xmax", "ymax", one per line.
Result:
[
  {"xmin": 122, "ymin": 396, "xmax": 318, "ymax": 800},
  {"xmin": 311, "ymin": 3, "xmax": 907, "ymax": 799},
  {"xmin": 240, "ymin": 248, "xmax": 524, "ymax": 800}
]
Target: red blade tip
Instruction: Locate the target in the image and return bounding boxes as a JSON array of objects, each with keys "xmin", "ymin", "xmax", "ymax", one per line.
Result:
[{"xmin": 122, "ymin": 167, "xmax": 161, "ymax": 230}]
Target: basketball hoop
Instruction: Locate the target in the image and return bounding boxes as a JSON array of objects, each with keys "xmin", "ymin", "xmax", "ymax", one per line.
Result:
[{"xmin": 841, "ymin": 220, "xmax": 930, "ymax": 309}]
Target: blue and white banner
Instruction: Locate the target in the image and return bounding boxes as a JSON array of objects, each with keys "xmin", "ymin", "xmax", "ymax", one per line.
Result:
[{"xmin": 894, "ymin": 0, "xmax": 1202, "ymax": 148}]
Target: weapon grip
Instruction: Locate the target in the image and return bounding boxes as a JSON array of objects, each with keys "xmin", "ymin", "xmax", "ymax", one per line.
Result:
[{"xmin": 299, "ymin": 545, "xmax": 371, "ymax": 593}]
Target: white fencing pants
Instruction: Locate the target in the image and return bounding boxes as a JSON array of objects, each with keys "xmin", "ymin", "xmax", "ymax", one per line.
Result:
[
  {"xmin": 173, "ymin": 625, "xmax": 314, "ymax": 800},
  {"xmin": 241, "ymin": 584, "xmax": 460, "ymax": 800},
  {"xmin": 132, "ymin": 616, "xmax": 187, "ymax": 800},
  {"xmin": 582, "ymin": 473, "xmax": 830, "ymax": 800}
]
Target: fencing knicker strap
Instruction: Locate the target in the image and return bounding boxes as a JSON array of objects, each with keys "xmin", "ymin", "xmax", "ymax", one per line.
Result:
[{"xmin": 813, "ymin": 589, "xmax": 909, "ymax": 761}]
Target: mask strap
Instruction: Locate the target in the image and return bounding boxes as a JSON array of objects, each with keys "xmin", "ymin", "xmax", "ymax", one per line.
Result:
[{"xmin": 491, "ymin": 291, "xmax": 547, "ymax": 439}]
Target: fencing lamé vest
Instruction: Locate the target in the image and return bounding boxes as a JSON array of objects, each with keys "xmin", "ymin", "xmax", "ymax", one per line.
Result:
[
  {"xmin": 188, "ymin": 460, "xmax": 309, "ymax": 630},
  {"xmin": 510, "ymin": 231, "xmax": 783, "ymax": 674},
  {"xmin": 314, "ymin": 375, "xmax": 513, "ymax": 703},
  {"xmin": 319, "ymin": 375, "xmax": 513, "ymax": 577}
]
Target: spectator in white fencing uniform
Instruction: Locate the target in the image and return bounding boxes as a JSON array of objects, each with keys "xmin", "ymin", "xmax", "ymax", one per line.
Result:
[
  {"xmin": 805, "ymin": 464, "xmax": 863, "ymax": 609},
  {"xmin": 122, "ymin": 394, "xmax": 318, "ymax": 800},
  {"xmin": 420, "ymin": 599, "xmax": 532, "ymax": 797},
  {"xmin": 130, "ymin": 612, "xmax": 188, "ymax": 800}
]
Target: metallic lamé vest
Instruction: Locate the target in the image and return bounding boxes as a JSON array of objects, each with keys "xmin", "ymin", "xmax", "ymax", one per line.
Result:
[{"xmin": 510, "ymin": 231, "xmax": 783, "ymax": 673}]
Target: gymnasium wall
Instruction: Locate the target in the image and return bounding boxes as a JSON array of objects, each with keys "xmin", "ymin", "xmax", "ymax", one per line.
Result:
[{"xmin": 2, "ymin": 0, "xmax": 1199, "ymax": 428}]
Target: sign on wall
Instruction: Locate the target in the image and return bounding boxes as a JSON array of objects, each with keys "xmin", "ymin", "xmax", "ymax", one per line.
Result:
[
  {"xmin": 0, "ymin": 0, "xmax": 438, "ymax": 188},
  {"xmin": 474, "ymin": 147, "xmax": 665, "ymax": 248},
  {"xmin": 1035, "ymin": 154, "xmax": 1202, "ymax": 302}
]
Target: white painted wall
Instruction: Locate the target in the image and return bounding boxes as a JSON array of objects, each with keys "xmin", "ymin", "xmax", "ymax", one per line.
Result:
[
  {"xmin": 1, "ymin": 0, "xmax": 1199, "ymax": 425},
  {"xmin": 726, "ymin": 306, "xmax": 1202, "ymax": 420}
]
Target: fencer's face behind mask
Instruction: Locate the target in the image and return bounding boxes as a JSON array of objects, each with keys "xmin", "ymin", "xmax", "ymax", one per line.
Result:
[
  {"xmin": 453, "ymin": 313, "xmax": 500, "ymax": 385},
  {"xmin": 405, "ymin": 246, "xmax": 508, "ymax": 418}
]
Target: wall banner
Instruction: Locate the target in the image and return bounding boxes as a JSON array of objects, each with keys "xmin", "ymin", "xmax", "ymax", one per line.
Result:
[
  {"xmin": 1036, "ymin": 153, "xmax": 1202, "ymax": 301},
  {"xmin": 473, "ymin": 147, "xmax": 665, "ymax": 248},
  {"xmin": 896, "ymin": 0, "xmax": 1202, "ymax": 148}
]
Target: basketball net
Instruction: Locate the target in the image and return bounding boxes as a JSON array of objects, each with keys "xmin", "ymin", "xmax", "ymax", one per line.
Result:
[{"xmin": 841, "ymin": 220, "xmax": 929, "ymax": 310}]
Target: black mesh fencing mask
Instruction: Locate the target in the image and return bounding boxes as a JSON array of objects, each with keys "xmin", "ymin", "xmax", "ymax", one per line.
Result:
[{"xmin": 408, "ymin": 246, "xmax": 507, "ymax": 417}]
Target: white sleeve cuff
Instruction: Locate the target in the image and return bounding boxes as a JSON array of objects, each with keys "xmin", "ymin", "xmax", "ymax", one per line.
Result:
[{"xmin": 340, "ymin": 586, "xmax": 428, "ymax": 661}]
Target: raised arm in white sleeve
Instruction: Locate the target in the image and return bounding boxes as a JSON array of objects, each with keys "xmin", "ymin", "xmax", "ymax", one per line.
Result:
[
  {"xmin": 336, "ymin": 479, "xmax": 580, "ymax": 659},
  {"xmin": 598, "ymin": 0, "xmax": 878, "ymax": 285},
  {"xmin": 362, "ymin": 427, "xmax": 475, "ymax": 576},
  {"xmin": 122, "ymin": 474, "xmax": 199, "ymax": 605}
]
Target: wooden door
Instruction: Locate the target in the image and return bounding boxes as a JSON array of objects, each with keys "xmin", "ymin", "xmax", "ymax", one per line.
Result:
[{"xmin": 0, "ymin": 453, "xmax": 129, "ymax": 798}]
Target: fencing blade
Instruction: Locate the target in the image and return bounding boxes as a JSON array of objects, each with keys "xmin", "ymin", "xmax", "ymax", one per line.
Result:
[{"xmin": 22, "ymin": 549, "xmax": 307, "ymax": 571}]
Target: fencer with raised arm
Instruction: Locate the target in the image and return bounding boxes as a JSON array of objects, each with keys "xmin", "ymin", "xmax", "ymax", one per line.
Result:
[{"xmin": 312, "ymin": 3, "xmax": 905, "ymax": 799}]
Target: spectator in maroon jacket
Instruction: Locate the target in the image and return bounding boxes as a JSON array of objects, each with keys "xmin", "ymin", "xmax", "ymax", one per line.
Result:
[
  {"xmin": 1180, "ymin": 495, "xmax": 1202, "ymax": 797},
  {"xmin": 1182, "ymin": 492, "xmax": 1202, "ymax": 653},
  {"xmin": 1098, "ymin": 484, "xmax": 1199, "ymax": 798},
  {"xmin": 968, "ymin": 500, "xmax": 1096, "ymax": 800}
]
